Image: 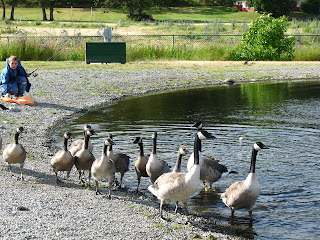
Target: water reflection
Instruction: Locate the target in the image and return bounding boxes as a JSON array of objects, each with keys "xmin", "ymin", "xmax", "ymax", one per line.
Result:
[{"xmin": 55, "ymin": 80, "xmax": 320, "ymax": 240}]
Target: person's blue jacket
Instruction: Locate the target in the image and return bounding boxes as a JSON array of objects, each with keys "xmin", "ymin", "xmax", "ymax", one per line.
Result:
[{"xmin": 0, "ymin": 58, "xmax": 31, "ymax": 93}]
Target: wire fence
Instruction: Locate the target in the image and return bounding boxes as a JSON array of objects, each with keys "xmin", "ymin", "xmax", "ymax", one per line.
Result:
[{"xmin": 3, "ymin": 33, "xmax": 320, "ymax": 48}]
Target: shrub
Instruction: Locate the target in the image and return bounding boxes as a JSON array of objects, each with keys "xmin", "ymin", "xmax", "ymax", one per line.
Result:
[{"xmin": 230, "ymin": 14, "xmax": 296, "ymax": 61}]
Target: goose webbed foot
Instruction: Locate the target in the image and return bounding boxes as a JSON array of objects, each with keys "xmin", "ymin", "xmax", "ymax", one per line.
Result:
[
  {"xmin": 160, "ymin": 215, "xmax": 172, "ymax": 222},
  {"xmin": 56, "ymin": 178, "xmax": 63, "ymax": 184}
]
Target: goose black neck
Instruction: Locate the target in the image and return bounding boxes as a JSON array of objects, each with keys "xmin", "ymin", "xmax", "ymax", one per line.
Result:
[
  {"xmin": 84, "ymin": 134, "xmax": 90, "ymax": 149},
  {"xmin": 63, "ymin": 136, "xmax": 68, "ymax": 151},
  {"xmin": 197, "ymin": 130, "xmax": 202, "ymax": 152},
  {"xmin": 173, "ymin": 152, "xmax": 183, "ymax": 172},
  {"xmin": 249, "ymin": 148, "xmax": 258, "ymax": 173},
  {"xmin": 152, "ymin": 137, "xmax": 157, "ymax": 154},
  {"xmin": 194, "ymin": 135, "xmax": 200, "ymax": 165},
  {"xmin": 139, "ymin": 142, "xmax": 144, "ymax": 156},
  {"xmin": 14, "ymin": 132, "xmax": 20, "ymax": 144}
]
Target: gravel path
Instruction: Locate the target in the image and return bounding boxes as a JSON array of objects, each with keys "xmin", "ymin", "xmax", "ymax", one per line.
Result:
[{"xmin": 0, "ymin": 62, "xmax": 319, "ymax": 240}]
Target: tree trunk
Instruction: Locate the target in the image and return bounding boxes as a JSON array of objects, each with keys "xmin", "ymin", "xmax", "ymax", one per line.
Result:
[
  {"xmin": 10, "ymin": 0, "xmax": 17, "ymax": 20},
  {"xmin": 1, "ymin": 0, "xmax": 5, "ymax": 20},
  {"xmin": 128, "ymin": 7, "xmax": 134, "ymax": 19},
  {"xmin": 42, "ymin": 7, "xmax": 47, "ymax": 21},
  {"xmin": 49, "ymin": 0, "xmax": 54, "ymax": 21}
]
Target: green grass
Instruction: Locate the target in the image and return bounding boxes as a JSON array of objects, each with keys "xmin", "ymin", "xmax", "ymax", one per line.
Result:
[{"xmin": 3, "ymin": 7, "xmax": 259, "ymax": 23}]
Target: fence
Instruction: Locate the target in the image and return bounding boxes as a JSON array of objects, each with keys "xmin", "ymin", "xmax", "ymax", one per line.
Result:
[
  {"xmin": 3, "ymin": 33, "xmax": 320, "ymax": 47},
  {"xmin": 2, "ymin": 33, "xmax": 320, "ymax": 61}
]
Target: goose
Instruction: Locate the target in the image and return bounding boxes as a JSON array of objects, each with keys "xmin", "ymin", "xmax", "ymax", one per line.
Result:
[
  {"xmin": 2, "ymin": 127, "xmax": 26, "ymax": 180},
  {"xmin": 50, "ymin": 132, "xmax": 75, "ymax": 184},
  {"xmin": 148, "ymin": 132, "xmax": 212, "ymax": 221},
  {"xmin": 69, "ymin": 124, "xmax": 95, "ymax": 156},
  {"xmin": 91, "ymin": 137, "xmax": 116, "ymax": 198},
  {"xmin": 172, "ymin": 145, "xmax": 189, "ymax": 173},
  {"xmin": 106, "ymin": 134, "xmax": 130, "ymax": 189},
  {"xmin": 172, "ymin": 145, "xmax": 189, "ymax": 213},
  {"xmin": 133, "ymin": 136, "xmax": 149, "ymax": 192},
  {"xmin": 146, "ymin": 132, "xmax": 171, "ymax": 184},
  {"xmin": 199, "ymin": 156, "xmax": 228, "ymax": 190},
  {"xmin": 74, "ymin": 129, "xmax": 96, "ymax": 186},
  {"xmin": 189, "ymin": 122, "xmax": 227, "ymax": 190},
  {"xmin": 187, "ymin": 129, "xmax": 216, "ymax": 171},
  {"xmin": 220, "ymin": 142, "xmax": 269, "ymax": 220}
]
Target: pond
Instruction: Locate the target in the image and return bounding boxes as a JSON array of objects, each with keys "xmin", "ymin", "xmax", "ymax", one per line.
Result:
[{"xmin": 55, "ymin": 80, "xmax": 320, "ymax": 240}]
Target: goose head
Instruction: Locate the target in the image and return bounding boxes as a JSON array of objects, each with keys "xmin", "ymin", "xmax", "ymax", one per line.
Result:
[
  {"xmin": 104, "ymin": 137, "xmax": 115, "ymax": 146},
  {"xmin": 133, "ymin": 137, "xmax": 142, "ymax": 144},
  {"xmin": 192, "ymin": 121, "xmax": 203, "ymax": 130},
  {"xmin": 253, "ymin": 142, "xmax": 269, "ymax": 151},
  {"xmin": 63, "ymin": 131, "xmax": 72, "ymax": 140},
  {"xmin": 16, "ymin": 126, "xmax": 24, "ymax": 134},
  {"xmin": 197, "ymin": 130, "xmax": 216, "ymax": 140},
  {"xmin": 178, "ymin": 145, "xmax": 189, "ymax": 156},
  {"xmin": 152, "ymin": 132, "xmax": 157, "ymax": 139},
  {"xmin": 83, "ymin": 123, "xmax": 92, "ymax": 131}
]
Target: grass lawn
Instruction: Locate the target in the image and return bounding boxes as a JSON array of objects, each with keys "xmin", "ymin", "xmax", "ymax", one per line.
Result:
[{"xmin": 3, "ymin": 7, "xmax": 259, "ymax": 23}]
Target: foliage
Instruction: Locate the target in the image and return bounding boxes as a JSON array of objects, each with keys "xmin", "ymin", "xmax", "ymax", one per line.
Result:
[
  {"xmin": 94, "ymin": 0, "xmax": 154, "ymax": 20},
  {"xmin": 301, "ymin": 0, "xmax": 320, "ymax": 14},
  {"xmin": 230, "ymin": 14, "xmax": 296, "ymax": 61},
  {"xmin": 0, "ymin": 37, "xmax": 85, "ymax": 61},
  {"xmin": 253, "ymin": 0, "xmax": 297, "ymax": 18}
]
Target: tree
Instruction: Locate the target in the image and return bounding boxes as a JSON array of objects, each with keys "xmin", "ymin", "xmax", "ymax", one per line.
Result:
[
  {"xmin": 39, "ymin": 0, "xmax": 48, "ymax": 21},
  {"xmin": 9, "ymin": 0, "xmax": 17, "ymax": 20},
  {"xmin": 252, "ymin": 0, "xmax": 297, "ymax": 18},
  {"xmin": 95, "ymin": 0, "xmax": 155, "ymax": 20},
  {"xmin": 49, "ymin": 0, "xmax": 54, "ymax": 21},
  {"xmin": 230, "ymin": 14, "xmax": 296, "ymax": 61},
  {"xmin": 1, "ymin": 0, "xmax": 5, "ymax": 20},
  {"xmin": 301, "ymin": 0, "xmax": 320, "ymax": 14}
]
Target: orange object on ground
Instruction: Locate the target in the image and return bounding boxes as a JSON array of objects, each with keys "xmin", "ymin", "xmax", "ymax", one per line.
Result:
[{"xmin": 1, "ymin": 96, "xmax": 34, "ymax": 105}]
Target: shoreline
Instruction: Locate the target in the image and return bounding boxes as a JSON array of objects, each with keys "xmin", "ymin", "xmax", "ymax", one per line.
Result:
[{"xmin": 1, "ymin": 62, "xmax": 320, "ymax": 239}]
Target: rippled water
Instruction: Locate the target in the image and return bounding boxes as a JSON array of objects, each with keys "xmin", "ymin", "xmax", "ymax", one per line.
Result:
[{"xmin": 55, "ymin": 80, "xmax": 320, "ymax": 240}]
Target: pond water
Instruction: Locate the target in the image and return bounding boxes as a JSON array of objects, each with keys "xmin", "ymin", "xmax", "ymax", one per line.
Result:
[{"xmin": 55, "ymin": 80, "xmax": 320, "ymax": 240}]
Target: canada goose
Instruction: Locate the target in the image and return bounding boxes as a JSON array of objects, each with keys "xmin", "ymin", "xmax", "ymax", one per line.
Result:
[
  {"xmin": 220, "ymin": 142, "xmax": 269, "ymax": 220},
  {"xmin": 189, "ymin": 122, "xmax": 227, "ymax": 189},
  {"xmin": 148, "ymin": 132, "xmax": 211, "ymax": 221},
  {"xmin": 172, "ymin": 145, "xmax": 189, "ymax": 173},
  {"xmin": 91, "ymin": 138, "xmax": 116, "ymax": 198},
  {"xmin": 2, "ymin": 127, "xmax": 26, "ymax": 180},
  {"xmin": 146, "ymin": 132, "xmax": 171, "ymax": 184},
  {"xmin": 199, "ymin": 156, "xmax": 228, "ymax": 190},
  {"xmin": 74, "ymin": 129, "xmax": 96, "ymax": 186},
  {"xmin": 106, "ymin": 134, "xmax": 130, "ymax": 189},
  {"xmin": 50, "ymin": 132, "xmax": 74, "ymax": 184},
  {"xmin": 172, "ymin": 145, "xmax": 189, "ymax": 213},
  {"xmin": 187, "ymin": 129, "xmax": 216, "ymax": 171},
  {"xmin": 69, "ymin": 124, "xmax": 95, "ymax": 156},
  {"xmin": 133, "ymin": 136, "xmax": 149, "ymax": 192}
]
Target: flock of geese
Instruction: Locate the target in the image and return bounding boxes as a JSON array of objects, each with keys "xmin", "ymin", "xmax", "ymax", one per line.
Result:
[{"xmin": 0, "ymin": 121, "xmax": 269, "ymax": 222}]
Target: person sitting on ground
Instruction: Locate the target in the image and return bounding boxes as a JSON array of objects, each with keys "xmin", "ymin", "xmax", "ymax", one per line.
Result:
[{"xmin": 0, "ymin": 55, "xmax": 31, "ymax": 98}]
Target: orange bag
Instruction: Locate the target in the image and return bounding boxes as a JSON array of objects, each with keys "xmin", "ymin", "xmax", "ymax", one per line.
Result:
[{"xmin": 1, "ymin": 96, "xmax": 34, "ymax": 105}]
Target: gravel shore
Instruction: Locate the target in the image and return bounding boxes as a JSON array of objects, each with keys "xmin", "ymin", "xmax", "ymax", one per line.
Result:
[{"xmin": 1, "ymin": 62, "xmax": 319, "ymax": 240}]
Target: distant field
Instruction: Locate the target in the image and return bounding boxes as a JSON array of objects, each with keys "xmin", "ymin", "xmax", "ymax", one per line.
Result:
[{"xmin": 3, "ymin": 7, "xmax": 260, "ymax": 23}]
